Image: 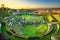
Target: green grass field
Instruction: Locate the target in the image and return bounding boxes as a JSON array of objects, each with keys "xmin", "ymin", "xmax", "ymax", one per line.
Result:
[
  {"xmin": 1, "ymin": 23, "xmax": 59, "ymax": 40},
  {"xmin": 0, "ymin": 13, "xmax": 60, "ymax": 40}
]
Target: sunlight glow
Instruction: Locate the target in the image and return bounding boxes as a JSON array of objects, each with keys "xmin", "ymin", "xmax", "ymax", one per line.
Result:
[{"xmin": 0, "ymin": 0, "xmax": 60, "ymax": 9}]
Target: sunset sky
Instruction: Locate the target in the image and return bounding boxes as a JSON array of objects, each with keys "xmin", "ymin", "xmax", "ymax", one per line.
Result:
[{"xmin": 0, "ymin": 0, "xmax": 60, "ymax": 9}]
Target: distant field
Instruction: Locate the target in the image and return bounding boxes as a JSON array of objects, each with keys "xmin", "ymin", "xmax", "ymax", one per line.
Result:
[{"xmin": 13, "ymin": 14, "xmax": 45, "ymax": 23}]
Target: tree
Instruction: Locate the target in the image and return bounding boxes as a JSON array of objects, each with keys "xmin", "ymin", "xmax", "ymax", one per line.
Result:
[{"xmin": 0, "ymin": 9, "xmax": 11, "ymax": 18}]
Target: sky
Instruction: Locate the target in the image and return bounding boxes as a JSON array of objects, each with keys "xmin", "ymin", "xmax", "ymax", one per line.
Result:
[{"xmin": 0, "ymin": 0, "xmax": 60, "ymax": 9}]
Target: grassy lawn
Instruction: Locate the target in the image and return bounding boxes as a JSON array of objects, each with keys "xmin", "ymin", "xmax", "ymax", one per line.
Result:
[
  {"xmin": 9, "ymin": 24, "xmax": 48, "ymax": 37},
  {"xmin": 0, "ymin": 13, "xmax": 60, "ymax": 40},
  {"xmin": 13, "ymin": 14, "xmax": 44, "ymax": 23},
  {"xmin": 1, "ymin": 23, "xmax": 58, "ymax": 40},
  {"xmin": 14, "ymin": 15, "xmax": 20, "ymax": 19}
]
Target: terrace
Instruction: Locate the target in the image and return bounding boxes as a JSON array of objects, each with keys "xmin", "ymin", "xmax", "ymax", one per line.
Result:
[{"xmin": 0, "ymin": 9, "xmax": 60, "ymax": 40}]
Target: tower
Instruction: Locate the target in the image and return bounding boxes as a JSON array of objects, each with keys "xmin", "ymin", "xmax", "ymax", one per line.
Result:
[{"xmin": 1, "ymin": 4, "xmax": 5, "ymax": 8}]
